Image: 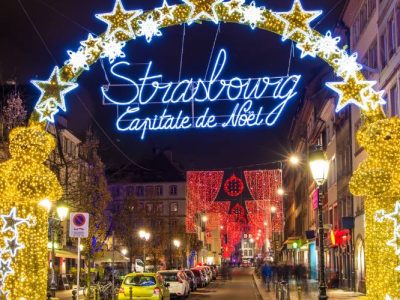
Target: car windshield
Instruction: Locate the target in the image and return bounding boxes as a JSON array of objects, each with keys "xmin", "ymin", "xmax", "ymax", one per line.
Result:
[
  {"xmin": 159, "ymin": 273, "xmax": 179, "ymax": 282},
  {"xmin": 124, "ymin": 275, "xmax": 156, "ymax": 286}
]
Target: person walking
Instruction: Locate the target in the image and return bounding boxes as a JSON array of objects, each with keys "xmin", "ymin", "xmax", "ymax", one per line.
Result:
[{"xmin": 262, "ymin": 263, "xmax": 272, "ymax": 292}]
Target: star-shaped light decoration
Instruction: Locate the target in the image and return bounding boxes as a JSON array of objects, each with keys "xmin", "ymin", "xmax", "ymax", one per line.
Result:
[
  {"xmin": 31, "ymin": 66, "xmax": 78, "ymax": 115},
  {"xmin": 314, "ymin": 31, "xmax": 341, "ymax": 59},
  {"xmin": 224, "ymin": 0, "xmax": 245, "ymax": 15},
  {"xmin": 363, "ymin": 88, "xmax": 386, "ymax": 110},
  {"xmin": 35, "ymin": 101, "xmax": 59, "ymax": 123},
  {"xmin": 183, "ymin": 0, "xmax": 224, "ymax": 25},
  {"xmin": 0, "ymin": 259, "xmax": 13, "ymax": 279},
  {"xmin": 240, "ymin": 1, "xmax": 265, "ymax": 30},
  {"xmin": 0, "ymin": 208, "xmax": 29, "ymax": 235},
  {"xmin": 326, "ymin": 77, "xmax": 375, "ymax": 112},
  {"xmin": 0, "ymin": 289, "xmax": 9, "ymax": 298},
  {"xmin": 4, "ymin": 236, "xmax": 23, "ymax": 258},
  {"xmin": 333, "ymin": 51, "xmax": 362, "ymax": 81},
  {"xmin": 137, "ymin": 14, "xmax": 163, "ymax": 43},
  {"xmin": 95, "ymin": 0, "xmax": 142, "ymax": 40},
  {"xmin": 274, "ymin": 0, "xmax": 322, "ymax": 41},
  {"xmin": 155, "ymin": 0, "xmax": 177, "ymax": 22},
  {"xmin": 100, "ymin": 37, "xmax": 126, "ymax": 64},
  {"xmin": 65, "ymin": 47, "xmax": 91, "ymax": 73},
  {"xmin": 296, "ymin": 36, "xmax": 317, "ymax": 58}
]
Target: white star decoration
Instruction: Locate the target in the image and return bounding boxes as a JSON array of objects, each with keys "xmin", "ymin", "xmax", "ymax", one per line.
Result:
[
  {"xmin": 240, "ymin": 1, "xmax": 265, "ymax": 30},
  {"xmin": 155, "ymin": 0, "xmax": 177, "ymax": 21},
  {"xmin": 334, "ymin": 51, "xmax": 362, "ymax": 81},
  {"xmin": 224, "ymin": 0, "xmax": 245, "ymax": 15},
  {"xmin": 296, "ymin": 36, "xmax": 317, "ymax": 58},
  {"xmin": 1, "ymin": 208, "xmax": 29, "ymax": 235},
  {"xmin": 65, "ymin": 47, "xmax": 91, "ymax": 73},
  {"xmin": 314, "ymin": 31, "xmax": 341, "ymax": 59},
  {"xmin": 100, "ymin": 37, "xmax": 126, "ymax": 64},
  {"xmin": 375, "ymin": 202, "xmax": 400, "ymax": 271},
  {"xmin": 184, "ymin": 0, "xmax": 223, "ymax": 25},
  {"xmin": 137, "ymin": 14, "xmax": 163, "ymax": 43},
  {"xmin": 4, "ymin": 236, "xmax": 23, "ymax": 258}
]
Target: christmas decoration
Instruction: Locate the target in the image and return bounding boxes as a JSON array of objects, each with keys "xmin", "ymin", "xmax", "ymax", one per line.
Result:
[
  {"xmin": 155, "ymin": 0, "xmax": 177, "ymax": 22},
  {"xmin": 100, "ymin": 37, "xmax": 126, "ymax": 64},
  {"xmin": 65, "ymin": 47, "xmax": 91, "ymax": 73},
  {"xmin": 95, "ymin": 0, "xmax": 142, "ymax": 40},
  {"xmin": 224, "ymin": 0, "xmax": 245, "ymax": 15},
  {"xmin": 2, "ymin": 92, "xmax": 27, "ymax": 131},
  {"xmin": 274, "ymin": 0, "xmax": 322, "ymax": 41},
  {"xmin": 375, "ymin": 202, "xmax": 400, "ymax": 256},
  {"xmin": 183, "ymin": 0, "xmax": 223, "ymax": 24},
  {"xmin": 137, "ymin": 14, "xmax": 163, "ymax": 43},
  {"xmin": 223, "ymin": 174, "xmax": 244, "ymax": 197},
  {"xmin": 240, "ymin": 1, "xmax": 265, "ymax": 30},
  {"xmin": 0, "ymin": 123, "xmax": 62, "ymax": 299},
  {"xmin": 314, "ymin": 31, "xmax": 341, "ymax": 59},
  {"xmin": 333, "ymin": 51, "xmax": 362, "ymax": 81},
  {"xmin": 296, "ymin": 36, "xmax": 317, "ymax": 58},
  {"xmin": 350, "ymin": 117, "xmax": 400, "ymax": 299}
]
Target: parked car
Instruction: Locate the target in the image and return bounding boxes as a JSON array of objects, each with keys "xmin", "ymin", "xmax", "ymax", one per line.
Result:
[
  {"xmin": 158, "ymin": 270, "xmax": 190, "ymax": 299},
  {"xmin": 194, "ymin": 267, "xmax": 210, "ymax": 285},
  {"xmin": 207, "ymin": 265, "xmax": 217, "ymax": 280},
  {"xmin": 184, "ymin": 270, "xmax": 197, "ymax": 292},
  {"xmin": 203, "ymin": 266, "xmax": 213, "ymax": 282},
  {"xmin": 118, "ymin": 272, "xmax": 170, "ymax": 300},
  {"xmin": 190, "ymin": 268, "xmax": 206, "ymax": 288}
]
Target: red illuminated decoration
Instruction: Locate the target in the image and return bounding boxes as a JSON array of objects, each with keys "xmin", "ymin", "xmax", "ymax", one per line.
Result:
[
  {"xmin": 224, "ymin": 174, "xmax": 244, "ymax": 197},
  {"xmin": 329, "ymin": 229, "xmax": 350, "ymax": 247},
  {"xmin": 186, "ymin": 169, "xmax": 282, "ymax": 258}
]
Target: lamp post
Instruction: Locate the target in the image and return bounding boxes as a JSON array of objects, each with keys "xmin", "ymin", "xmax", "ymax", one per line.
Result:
[
  {"xmin": 139, "ymin": 230, "xmax": 150, "ymax": 271},
  {"xmin": 173, "ymin": 239, "xmax": 182, "ymax": 268},
  {"xmin": 309, "ymin": 145, "xmax": 330, "ymax": 300},
  {"xmin": 40, "ymin": 200, "xmax": 69, "ymax": 297}
]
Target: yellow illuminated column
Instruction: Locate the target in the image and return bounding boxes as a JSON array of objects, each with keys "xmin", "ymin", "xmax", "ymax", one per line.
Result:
[
  {"xmin": 350, "ymin": 116, "xmax": 400, "ymax": 299},
  {"xmin": 0, "ymin": 123, "xmax": 62, "ymax": 299}
]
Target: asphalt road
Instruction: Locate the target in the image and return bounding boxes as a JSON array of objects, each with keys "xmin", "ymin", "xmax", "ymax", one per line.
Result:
[{"xmin": 190, "ymin": 267, "xmax": 262, "ymax": 300}]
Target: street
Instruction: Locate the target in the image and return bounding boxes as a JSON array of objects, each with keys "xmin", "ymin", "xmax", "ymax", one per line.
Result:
[{"xmin": 190, "ymin": 268, "xmax": 262, "ymax": 300}]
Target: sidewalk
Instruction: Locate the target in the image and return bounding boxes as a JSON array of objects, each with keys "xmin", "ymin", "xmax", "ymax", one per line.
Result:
[
  {"xmin": 253, "ymin": 273, "xmax": 366, "ymax": 300},
  {"xmin": 55, "ymin": 288, "xmax": 84, "ymax": 300}
]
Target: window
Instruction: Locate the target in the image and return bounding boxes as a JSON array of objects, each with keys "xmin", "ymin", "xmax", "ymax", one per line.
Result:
[
  {"xmin": 146, "ymin": 203, "xmax": 153, "ymax": 214},
  {"xmin": 145, "ymin": 186, "xmax": 154, "ymax": 197},
  {"xmin": 397, "ymin": 8, "xmax": 400, "ymax": 48},
  {"xmin": 170, "ymin": 202, "xmax": 178, "ymax": 213},
  {"xmin": 169, "ymin": 219, "xmax": 177, "ymax": 228},
  {"xmin": 390, "ymin": 84, "xmax": 399, "ymax": 116},
  {"xmin": 368, "ymin": 40, "xmax": 378, "ymax": 73},
  {"xmin": 388, "ymin": 16, "xmax": 396, "ymax": 59},
  {"xmin": 136, "ymin": 186, "xmax": 144, "ymax": 197},
  {"xmin": 380, "ymin": 33, "xmax": 387, "ymax": 68},
  {"xmin": 126, "ymin": 186, "xmax": 135, "ymax": 196},
  {"xmin": 169, "ymin": 185, "xmax": 178, "ymax": 195},
  {"xmin": 156, "ymin": 203, "xmax": 163, "ymax": 214},
  {"xmin": 249, "ymin": 250, "xmax": 253, "ymax": 257},
  {"xmin": 155, "ymin": 185, "xmax": 163, "ymax": 196}
]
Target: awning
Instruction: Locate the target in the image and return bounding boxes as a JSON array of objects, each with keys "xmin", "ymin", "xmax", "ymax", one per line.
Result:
[
  {"xmin": 52, "ymin": 249, "xmax": 79, "ymax": 259},
  {"xmin": 94, "ymin": 251, "xmax": 129, "ymax": 263}
]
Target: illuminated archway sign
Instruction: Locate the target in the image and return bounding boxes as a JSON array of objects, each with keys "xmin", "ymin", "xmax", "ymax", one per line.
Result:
[{"xmin": 1, "ymin": 0, "xmax": 398, "ymax": 299}]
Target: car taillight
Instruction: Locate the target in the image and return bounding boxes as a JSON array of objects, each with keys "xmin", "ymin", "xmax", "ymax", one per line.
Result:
[
  {"xmin": 153, "ymin": 287, "xmax": 161, "ymax": 295},
  {"xmin": 119, "ymin": 287, "xmax": 124, "ymax": 294}
]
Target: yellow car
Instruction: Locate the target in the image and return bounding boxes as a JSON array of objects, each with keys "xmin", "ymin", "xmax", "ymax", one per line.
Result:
[{"xmin": 118, "ymin": 272, "xmax": 170, "ymax": 300}]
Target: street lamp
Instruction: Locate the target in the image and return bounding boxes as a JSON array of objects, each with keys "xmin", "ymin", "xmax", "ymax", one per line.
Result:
[
  {"xmin": 277, "ymin": 188, "xmax": 285, "ymax": 196},
  {"xmin": 309, "ymin": 145, "xmax": 329, "ymax": 300},
  {"xmin": 139, "ymin": 230, "xmax": 150, "ymax": 272},
  {"xmin": 173, "ymin": 239, "xmax": 182, "ymax": 268},
  {"xmin": 121, "ymin": 248, "xmax": 128, "ymax": 256},
  {"xmin": 40, "ymin": 200, "xmax": 69, "ymax": 297},
  {"xmin": 289, "ymin": 154, "xmax": 300, "ymax": 166}
]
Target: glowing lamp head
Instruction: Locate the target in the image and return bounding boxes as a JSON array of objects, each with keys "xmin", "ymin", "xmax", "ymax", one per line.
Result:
[
  {"xmin": 39, "ymin": 199, "xmax": 52, "ymax": 212},
  {"xmin": 293, "ymin": 242, "xmax": 298, "ymax": 249},
  {"xmin": 277, "ymin": 188, "xmax": 285, "ymax": 196},
  {"xmin": 79, "ymin": 244, "xmax": 84, "ymax": 251},
  {"xmin": 289, "ymin": 154, "xmax": 300, "ymax": 165},
  {"xmin": 264, "ymin": 222, "xmax": 268, "ymax": 226},
  {"xmin": 309, "ymin": 146, "xmax": 329, "ymax": 186},
  {"xmin": 270, "ymin": 206, "xmax": 277, "ymax": 214},
  {"xmin": 121, "ymin": 248, "xmax": 128, "ymax": 256},
  {"xmin": 139, "ymin": 230, "xmax": 146, "ymax": 238},
  {"xmin": 202, "ymin": 215, "xmax": 208, "ymax": 222},
  {"xmin": 173, "ymin": 239, "xmax": 181, "ymax": 248},
  {"xmin": 56, "ymin": 203, "xmax": 69, "ymax": 221},
  {"xmin": 249, "ymin": 238, "xmax": 254, "ymax": 243}
]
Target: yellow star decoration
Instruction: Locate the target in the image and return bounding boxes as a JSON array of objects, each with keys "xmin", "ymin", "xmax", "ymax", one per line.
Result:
[
  {"xmin": 155, "ymin": 0, "xmax": 177, "ymax": 22},
  {"xmin": 31, "ymin": 66, "xmax": 78, "ymax": 114},
  {"xmin": 363, "ymin": 88, "xmax": 386, "ymax": 110},
  {"xmin": 224, "ymin": 0, "xmax": 245, "ymax": 15},
  {"xmin": 183, "ymin": 0, "xmax": 224, "ymax": 24},
  {"xmin": 326, "ymin": 77, "xmax": 375, "ymax": 112},
  {"xmin": 35, "ymin": 100, "xmax": 59, "ymax": 123},
  {"xmin": 95, "ymin": 0, "xmax": 142, "ymax": 40},
  {"xmin": 274, "ymin": 0, "xmax": 322, "ymax": 41},
  {"xmin": 296, "ymin": 36, "xmax": 317, "ymax": 58}
]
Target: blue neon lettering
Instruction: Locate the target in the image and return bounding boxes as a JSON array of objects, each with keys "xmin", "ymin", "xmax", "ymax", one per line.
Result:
[{"xmin": 102, "ymin": 49, "xmax": 302, "ymax": 139}]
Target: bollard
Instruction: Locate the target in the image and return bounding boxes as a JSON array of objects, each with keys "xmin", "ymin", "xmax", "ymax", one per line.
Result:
[
  {"xmin": 129, "ymin": 286, "xmax": 133, "ymax": 300},
  {"xmin": 72, "ymin": 289, "xmax": 77, "ymax": 300},
  {"xmin": 95, "ymin": 287, "xmax": 100, "ymax": 300},
  {"xmin": 47, "ymin": 291, "xmax": 52, "ymax": 300}
]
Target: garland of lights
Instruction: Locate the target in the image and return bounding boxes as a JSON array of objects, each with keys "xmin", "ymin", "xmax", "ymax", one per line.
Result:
[{"xmin": 1, "ymin": 0, "xmax": 396, "ymax": 298}]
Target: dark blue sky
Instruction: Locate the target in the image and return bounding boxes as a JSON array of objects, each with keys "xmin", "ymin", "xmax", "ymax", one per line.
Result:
[{"xmin": 0, "ymin": 0, "xmax": 345, "ymax": 169}]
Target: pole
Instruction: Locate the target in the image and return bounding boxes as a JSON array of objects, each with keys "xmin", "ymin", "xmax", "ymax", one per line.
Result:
[
  {"xmin": 50, "ymin": 219, "xmax": 57, "ymax": 297},
  {"xmin": 77, "ymin": 237, "xmax": 81, "ymax": 299},
  {"xmin": 317, "ymin": 187, "xmax": 328, "ymax": 300},
  {"xmin": 143, "ymin": 241, "xmax": 146, "ymax": 272},
  {"xmin": 112, "ymin": 230, "xmax": 115, "ymax": 300}
]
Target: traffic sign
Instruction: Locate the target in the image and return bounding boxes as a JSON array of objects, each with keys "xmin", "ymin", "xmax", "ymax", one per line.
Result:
[{"xmin": 69, "ymin": 212, "xmax": 89, "ymax": 238}]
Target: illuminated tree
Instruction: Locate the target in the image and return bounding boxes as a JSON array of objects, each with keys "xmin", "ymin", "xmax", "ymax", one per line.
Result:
[{"xmin": 2, "ymin": 91, "xmax": 27, "ymax": 132}]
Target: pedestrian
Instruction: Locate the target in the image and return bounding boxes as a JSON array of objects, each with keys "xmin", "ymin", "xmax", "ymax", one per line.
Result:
[{"xmin": 262, "ymin": 263, "xmax": 272, "ymax": 292}]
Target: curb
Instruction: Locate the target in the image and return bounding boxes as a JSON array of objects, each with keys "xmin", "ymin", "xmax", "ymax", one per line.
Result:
[{"xmin": 252, "ymin": 272, "xmax": 271, "ymax": 300}]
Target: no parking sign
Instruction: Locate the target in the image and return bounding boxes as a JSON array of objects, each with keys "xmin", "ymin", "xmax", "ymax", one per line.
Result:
[{"xmin": 69, "ymin": 212, "xmax": 89, "ymax": 238}]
